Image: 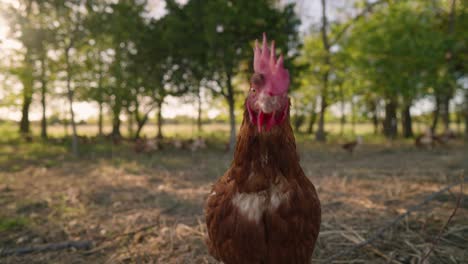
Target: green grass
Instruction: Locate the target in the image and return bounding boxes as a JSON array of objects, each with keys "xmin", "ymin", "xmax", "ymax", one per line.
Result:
[
  {"xmin": 0, "ymin": 217, "xmax": 28, "ymax": 232},
  {"xmin": 0, "ymin": 122, "xmax": 20, "ymax": 143},
  {"xmin": 0, "ymin": 122, "xmax": 465, "ymax": 171},
  {"xmin": 19, "ymin": 121, "xmax": 466, "ymax": 141}
]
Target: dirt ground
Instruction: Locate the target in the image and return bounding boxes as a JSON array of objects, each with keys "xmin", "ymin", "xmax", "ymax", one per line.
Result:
[{"xmin": 0, "ymin": 137, "xmax": 467, "ymax": 264}]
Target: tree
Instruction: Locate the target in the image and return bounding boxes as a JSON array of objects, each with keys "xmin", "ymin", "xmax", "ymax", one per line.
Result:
[
  {"xmin": 452, "ymin": 0, "xmax": 467, "ymax": 139},
  {"xmin": 3, "ymin": 1, "xmax": 37, "ymax": 135},
  {"xmin": 347, "ymin": 1, "xmax": 446, "ymax": 138},
  {"xmin": 81, "ymin": 46, "xmax": 109, "ymax": 137},
  {"xmin": 314, "ymin": 0, "xmax": 331, "ymax": 142},
  {"xmin": 82, "ymin": 2, "xmax": 113, "ymax": 137},
  {"xmin": 90, "ymin": 0, "xmax": 146, "ymax": 138},
  {"xmin": 168, "ymin": 0, "xmax": 300, "ymax": 150},
  {"xmin": 309, "ymin": 0, "xmax": 390, "ymax": 141},
  {"xmin": 128, "ymin": 12, "xmax": 191, "ymax": 139},
  {"xmin": 2, "ymin": 1, "xmax": 64, "ymax": 138},
  {"xmin": 34, "ymin": 3, "xmax": 57, "ymax": 139},
  {"xmin": 296, "ymin": 34, "xmax": 323, "ymax": 135},
  {"xmin": 49, "ymin": 0, "xmax": 89, "ymax": 155}
]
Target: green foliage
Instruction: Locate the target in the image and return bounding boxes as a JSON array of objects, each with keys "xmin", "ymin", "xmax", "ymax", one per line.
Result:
[
  {"xmin": 293, "ymin": 0, "xmax": 468, "ymax": 138},
  {"xmin": 348, "ymin": 2, "xmax": 442, "ymax": 100},
  {"xmin": 164, "ymin": 0, "xmax": 301, "ymax": 94}
]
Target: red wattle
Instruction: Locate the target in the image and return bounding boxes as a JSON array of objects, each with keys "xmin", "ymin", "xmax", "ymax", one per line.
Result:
[
  {"xmin": 278, "ymin": 103, "xmax": 289, "ymax": 123},
  {"xmin": 266, "ymin": 111, "xmax": 275, "ymax": 131},
  {"xmin": 247, "ymin": 103, "xmax": 256, "ymax": 125},
  {"xmin": 258, "ymin": 111, "xmax": 265, "ymax": 133}
]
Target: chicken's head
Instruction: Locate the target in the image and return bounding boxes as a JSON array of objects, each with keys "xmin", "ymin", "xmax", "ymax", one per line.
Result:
[{"xmin": 247, "ymin": 33, "xmax": 290, "ymax": 133}]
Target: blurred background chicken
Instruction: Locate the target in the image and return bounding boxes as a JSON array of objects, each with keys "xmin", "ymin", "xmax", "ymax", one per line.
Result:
[
  {"xmin": 205, "ymin": 34, "xmax": 321, "ymax": 264},
  {"xmin": 414, "ymin": 128, "xmax": 456, "ymax": 149},
  {"xmin": 341, "ymin": 136, "xmax": 363, "ymax": 154},
  {"xmin": 190, "ymin": 136, "xmax": 206, "ymax": 152},
  {"xmin": 134, "ymin": 136, "xmax": 161, "ymax": 154}
]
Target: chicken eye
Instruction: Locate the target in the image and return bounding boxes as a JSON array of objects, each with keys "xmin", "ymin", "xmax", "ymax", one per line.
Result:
[{"xmin": 251, "ymin": 88, "xmax": 256, "ymax": 93}]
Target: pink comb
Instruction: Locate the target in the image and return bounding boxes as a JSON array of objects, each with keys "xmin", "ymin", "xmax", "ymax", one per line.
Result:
[{"xmin": 253, "ymin": 33, "xmax": 290, "ymax": 96}]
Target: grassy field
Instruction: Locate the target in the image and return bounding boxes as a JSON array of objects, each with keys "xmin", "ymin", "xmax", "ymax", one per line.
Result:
[{"xmin": 0, "ymin": 123, "xmax": 467, "ymax": 263}]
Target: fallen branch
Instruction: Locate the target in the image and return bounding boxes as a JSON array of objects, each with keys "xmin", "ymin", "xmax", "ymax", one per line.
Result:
[
  {"xmin": 108, "ymin": 203, "xmax": 179, "ymax": 241},
  {"xmin": 84, "ymin": 204, "xmax": 180, "ymax": 255},
  {"xmin": 339, "ymin": 224, "xmax": 403, "ymax": 264},
  {"xmin": 0, "ymin": 204, "xmax": 180, "ymax": 257},
  {"xmin": 419, "ymin": 175, "xmax": 463, "ymax": 263},
  {"xmin": 0, "ymin": 240, "xmax": 92, "ymax": 257},
  {"xmin": 324, "ymin": 177, "xmax": 467, "ymax": 262}
]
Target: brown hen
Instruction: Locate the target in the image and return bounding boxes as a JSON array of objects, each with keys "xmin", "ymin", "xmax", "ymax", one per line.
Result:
[{"xmin": 204, "ymin": 34, "xmax": 321, "ymax": 264}]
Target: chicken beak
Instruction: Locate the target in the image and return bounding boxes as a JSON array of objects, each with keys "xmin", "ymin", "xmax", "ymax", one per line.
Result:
[{"xmin": 256, "ymin": 92, "xmax": 282, "ymax": 133}]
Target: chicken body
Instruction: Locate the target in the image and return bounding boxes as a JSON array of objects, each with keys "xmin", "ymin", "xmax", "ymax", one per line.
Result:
[{"xmin": 205, "ymin": 110, "xmax": 321, "ymax": 264}]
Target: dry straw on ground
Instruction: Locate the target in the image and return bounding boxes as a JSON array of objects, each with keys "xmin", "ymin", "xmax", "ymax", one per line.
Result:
[{"xmin": 0, "ymin": 139, "xmax": 467, "ymax": 263}]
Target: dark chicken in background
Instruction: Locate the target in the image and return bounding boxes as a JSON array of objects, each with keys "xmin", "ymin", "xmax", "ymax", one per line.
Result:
[
  {"xmin": 341, "ymin": 136, "xmax": 362, "ymax": 154},
  {"xmin": 205, "ymin": 34, "xmax": 321, "ymax": 264}
]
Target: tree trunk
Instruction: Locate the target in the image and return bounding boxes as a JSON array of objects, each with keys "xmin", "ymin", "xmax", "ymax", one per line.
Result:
[
  {"xmin": 226, "ymin": 73, "xmax": 237, "ymax": 151},
  {"xmin": 66, "ymin": 90, "xmax": 78, "ymax": 156},
  {"xmin": 316, "ymin": 93, "xmax": 328, "ymax": 141},
  {"xmin": 401, "ymin": 103, "xmax": 413, "ymax": 138},
  {"xmin": 65, "ymin": 47, "xmax": 78, "ymax": 156},
  {"xmin": 20, "ymin": 93, "xmax": 32, "ymax": 135},
  {"xmin": 134, "ymin": 100, "xmax": 153, "ymax": 140},
  {"xmin": 293, "ymin": 115, "xmax": 304, "ymax": 132},
  {"xmin": 112, "ymin": 46, "xmax": 124, "ymax": 138},
  {"xmin": 340, "ymin": 116, "xmax": 345, "ymax": 135},
  {"xmin": 19, "ymin": 0, "xmax": 33, "ymax": 135},
  {"xmin": 383, "ymin": 98, "xmax": 398, "ymax": 139},
  {"xmin": 431, "ymin": 95, "xmax": 440, "ymax": 133},
  {"xmin": 307, "ymin": 111, "xmax": 317, "ymax": 135},
  {"xmin": 134, "ymin": 114, "xmax": 148, "ymax": 140},
  {"xmin": 197, "ymin": 87, "xmax": 203, "ymax": 133},
  {"xmin": 455, "ymin": 107, "xmax": 461, "ymax": 134},
  {"xmin": 20, "ymin": 53, "xmax": 33, "ymax": 135},
  {"xmin": 316, "ymin": 0, "xmax": 330, "ymax": 142},
  {"xmin": 98, "ymin": 102, "xmax": 103, "ymax": 136},
  {"xmin": 465, "ymin": 113, "xmax": 468, "ymax": 141},
  {"xmin": 40, "ymin": 54, "xmax": 47, "ymax": 139},
  {"xmin": 97, "ymin": 61, "xmax": 104, "ymax": 137},
  {"xmin": 127, "ymin": 108, "xmax": 134, "ymax": 138},
  {"xmin": 465, "ymin": 112, "xmax": 468, "ymax": 142},
  {"xmin": 339, "ymin": 84, "xmax": 345, "ymax": 135},
  {"xmin": 441, "ymin": 95, "xmax": 451, "ymax": 131},
  {"xmin": 111, "ymin": 106, "xmax": 122, "ymax": 138},
  {"xmin": 373, "ymin": 115, "xmax": 379, "ymax": 135},
  {"xmin": 369, "ymin": 100, "xmax": 379, "ymax": 135},
  {"xmin": 306, "ymin": 99, "xmax": 317, "ymax": 134},
  {"xmin": 156, "ymin": 100, "xmax": 164, "ymax": 139},
  {"xmin": 351, "ymin": 97, "xmax": 356, "ymax": 135},
  {"xmin": 135, "ymin": 124, "xmax": 144, "ymax": 139},
  {"xmin": 40, "ymin": 92, "xmax": 47, "ymax": 139},
  {"xmin": 443, "ymin": 0, "xmax": 456, "ymax": 133},
  {"xmin": 464, "ymin": 90, "xmax": 468, "ymax": 141}
]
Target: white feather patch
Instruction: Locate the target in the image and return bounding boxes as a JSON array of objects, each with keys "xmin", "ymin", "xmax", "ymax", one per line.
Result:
[
  {"xmin": 270, "ymin": 183, "xmax": 289, "ymax": 210},
  {"xmin": 232, "ymin": 192, "xmax": 267, "ymax": 222},
  {"xmin": 232, "ymin": 175, "xmax": 289, "ymax": 223}
]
